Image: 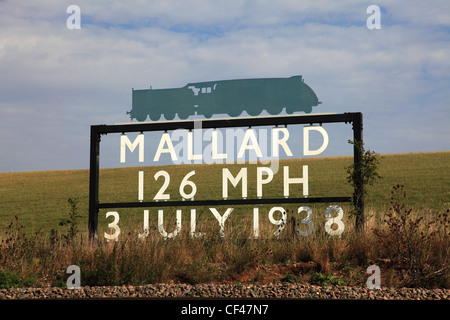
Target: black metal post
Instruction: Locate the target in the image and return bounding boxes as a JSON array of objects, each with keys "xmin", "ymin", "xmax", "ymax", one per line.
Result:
[
  {"xmin": 352, "ymin": 112, "xmax": 364, "ymax": 232},
  {"xmin": 88, "ymin": 125, "xmax": 100, "ymax": 240}
]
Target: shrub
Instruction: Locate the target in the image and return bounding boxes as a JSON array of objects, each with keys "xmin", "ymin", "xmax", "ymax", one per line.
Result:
[
  {"xmin": 0, "ymin": 215, "xmax": 38, "ymax": 268},
  {"xmin": 59, "ymin": 198, "xmax": 81, "ymax": 242},
  {"xmin": 372, "ymin": 185, "xmax": 449, "ymax": 288},
  {"xmin": 309, "ymin": 272, "xmax": 344, "ymax": 286},
  {"xmin": 345, "ymin": 140, "xmax": 382, "ymax": 230},
  {"xmin": 280, "ymin": 273, "xmax": 298, "ymax": 284},
  {"xmin": 0, "ymin": 269, "xmax": 22, "ymax": 289}
]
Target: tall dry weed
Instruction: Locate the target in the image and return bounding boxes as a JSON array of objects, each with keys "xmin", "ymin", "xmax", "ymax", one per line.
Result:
[
  {"xmin": 0, "ymin": 195, "xmax": 448, "ymax": 288},
  {"xmin": 372, "ymin": 185, "xmax": 449, "ymax": 288}
]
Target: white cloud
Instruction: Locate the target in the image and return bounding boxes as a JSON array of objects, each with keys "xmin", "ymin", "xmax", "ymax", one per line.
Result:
[{"xmin": 0, "ymin": 0, "xmax": 449, "ymax": 172}]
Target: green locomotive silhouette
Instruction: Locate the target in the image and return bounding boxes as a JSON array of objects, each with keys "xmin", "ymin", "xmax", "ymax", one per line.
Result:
[{"xmin": 127, "ymin": 75, "xmax": 321, "ymax": 121}]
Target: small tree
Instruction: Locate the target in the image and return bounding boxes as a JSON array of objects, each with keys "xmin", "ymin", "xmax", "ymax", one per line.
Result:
[
  {"xmin": 345, "ymin": 140, "xmax": 382, "ymax": 231},
  {"xmin": 59, "ymin": 198, "xmax": 81, "ymax": 242}
]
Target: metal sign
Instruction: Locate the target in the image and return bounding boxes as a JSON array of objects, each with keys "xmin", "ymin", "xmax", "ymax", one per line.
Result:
[
  {"xmin": 127, "ymin": 76, "xmax": 321, "ymax": 121},
  {"xmin": 88, "ymin": 112, "xmax": 363, "ymax": 240}
]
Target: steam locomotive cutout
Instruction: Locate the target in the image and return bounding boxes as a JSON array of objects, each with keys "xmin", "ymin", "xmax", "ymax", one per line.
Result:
[{"xmin": 128, "ymin": 75, "xmax": 321, "ymax": 122}]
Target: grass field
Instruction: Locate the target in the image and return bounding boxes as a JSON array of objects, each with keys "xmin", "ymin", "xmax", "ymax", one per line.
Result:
[
  {"xmin": 0, "ymin": 151, "xmax": 448, "ymax": 288},
  {"xmin": 0, "ymin": 151, "xmax": 448, "ymax": 236}
]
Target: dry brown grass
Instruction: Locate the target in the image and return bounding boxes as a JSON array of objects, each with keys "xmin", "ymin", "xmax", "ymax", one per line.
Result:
[{"xmin": 1, "ymin": 200, "xmax": 447, "ymax": 289}]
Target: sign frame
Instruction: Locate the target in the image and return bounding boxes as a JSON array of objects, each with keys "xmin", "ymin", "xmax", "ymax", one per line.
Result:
[{"xmin": 88, "ymin": 112, "xmax": 363, "ymax": 239}]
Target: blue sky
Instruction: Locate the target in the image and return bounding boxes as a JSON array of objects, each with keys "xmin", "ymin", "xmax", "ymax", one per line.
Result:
[{"xmin": 0, "ymin": 0, "xmax": 449, "ymax": 172}]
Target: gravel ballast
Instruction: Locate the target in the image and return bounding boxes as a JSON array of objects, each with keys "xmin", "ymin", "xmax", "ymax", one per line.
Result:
[{"xmin": 0, "ymin": 283, "xmax": 448, "ymax": 300}]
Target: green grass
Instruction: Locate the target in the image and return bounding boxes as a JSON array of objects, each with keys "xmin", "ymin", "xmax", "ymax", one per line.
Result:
[
  {"xmin": 0, "ymin": 152, "xmax": 448, "ymax": 289},
  {"xmin": 0, "ymin": 151, "xmax": 448, "ymax": 237}
]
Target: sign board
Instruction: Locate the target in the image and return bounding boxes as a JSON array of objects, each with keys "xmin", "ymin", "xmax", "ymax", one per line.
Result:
[
  {"xmin": 127, "ymin": 76, "xmax": 321, "ymax": 121},
  {"xmin": 88, "ymin": 112, "xmax": 363, "ymax": 240}
]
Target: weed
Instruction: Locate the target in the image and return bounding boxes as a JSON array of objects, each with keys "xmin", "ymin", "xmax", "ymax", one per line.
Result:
[
  {"xmin": 339, "ymin": 265, "xmax": 366, "ymax": 286},
  {"xmin": 0, "ymin": 215, "xmax": 38, "ymax": 269},
  {"xmin": 309, "ymin": 272, "xmax": 345, "ymax": 286},
  {"xmin": 0, "ymin": 188, "xmax": 448, "ymax": 288},
  {"xmin": 280, "ymin": 273, "xmax": 298, "ymax": 284},
  {"xmin": 0, "ymin": 269, "xmax": 22, "ymax": 289},
  {"xmin": 59, "ymin": 198, "xmax": 81, "ymax": 242},
  {"xmin": 372, "ymin": 185, "xmax": 449, "ymax": 288}
]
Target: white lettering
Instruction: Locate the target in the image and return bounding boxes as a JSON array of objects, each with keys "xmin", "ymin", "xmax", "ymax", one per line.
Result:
[
  {"xmin": 158, "ymin": 209, "xmax": 182, "ymax": 239},
  {"xmin": 212, "ymin": 129, "xmax": 227, "ymax": 160},
  {"xmin": 181, "ymin": 304, "xmax": 215, "ymax": 317},
  {"xmin": 210, "ymin": 207, "xmax": 233, "ymax": 237},
  {"xmin": 154, "ymin": 132, "xmax": 178, "ymax": 161},
  {"xmin": 138, "ymin": 171, "xmax": 144, "ymax": 201},
  {"xmin": 138, "ymin": 209, "xmax": 149, "ymax": 239},
  {"xmin": 303, "ymin": 126, "xmax": 329, "ymax": 156},
  {"xmin": 283, "ymin": 165, "xmax": 308, "ymax": 197},
  {"xmin": 238, "ymin": 129, "xmax": 262, "ymax": 159},
  {"xmin": 120, "ymin": 133, "xmax": 144, "ymax": 163},
  {"xmin": 272, "ymin": 127, "xmax": 293, "ymax": 157},
  {"xmin": 120, "ymin": 205, "xmax": 346, "ymax": 239},
  {"xmin": 253, "ymin": 207, "xmax": 259, "ymax": 239},
  {"xmin": 256, "ymin": 167, "xmax": 273, "ymax": 198},
  {"xmin": 268, "ymin": 206, "xmax": 287, "ymax": 238},
  {"xmin": 129, "ymin": 126, "xmax": 332, "ymax": 165},
  {"xmin": 187, "ymin": 131, "xmax": 202, "ymax": 161},
  {"xmin": 105, "ymin": 211, "xmax": 120, "ymax": 241},
  {"xmin": 297, "ymin": 206, "xmax": 314, "ymax": 236},
  {"xmin": 190, "ymin": 208, "xmax": 205, "ymax": 238},
  {"xmin": 222, "ymin": 168, "xmax": 247, "ymax": 199}
]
